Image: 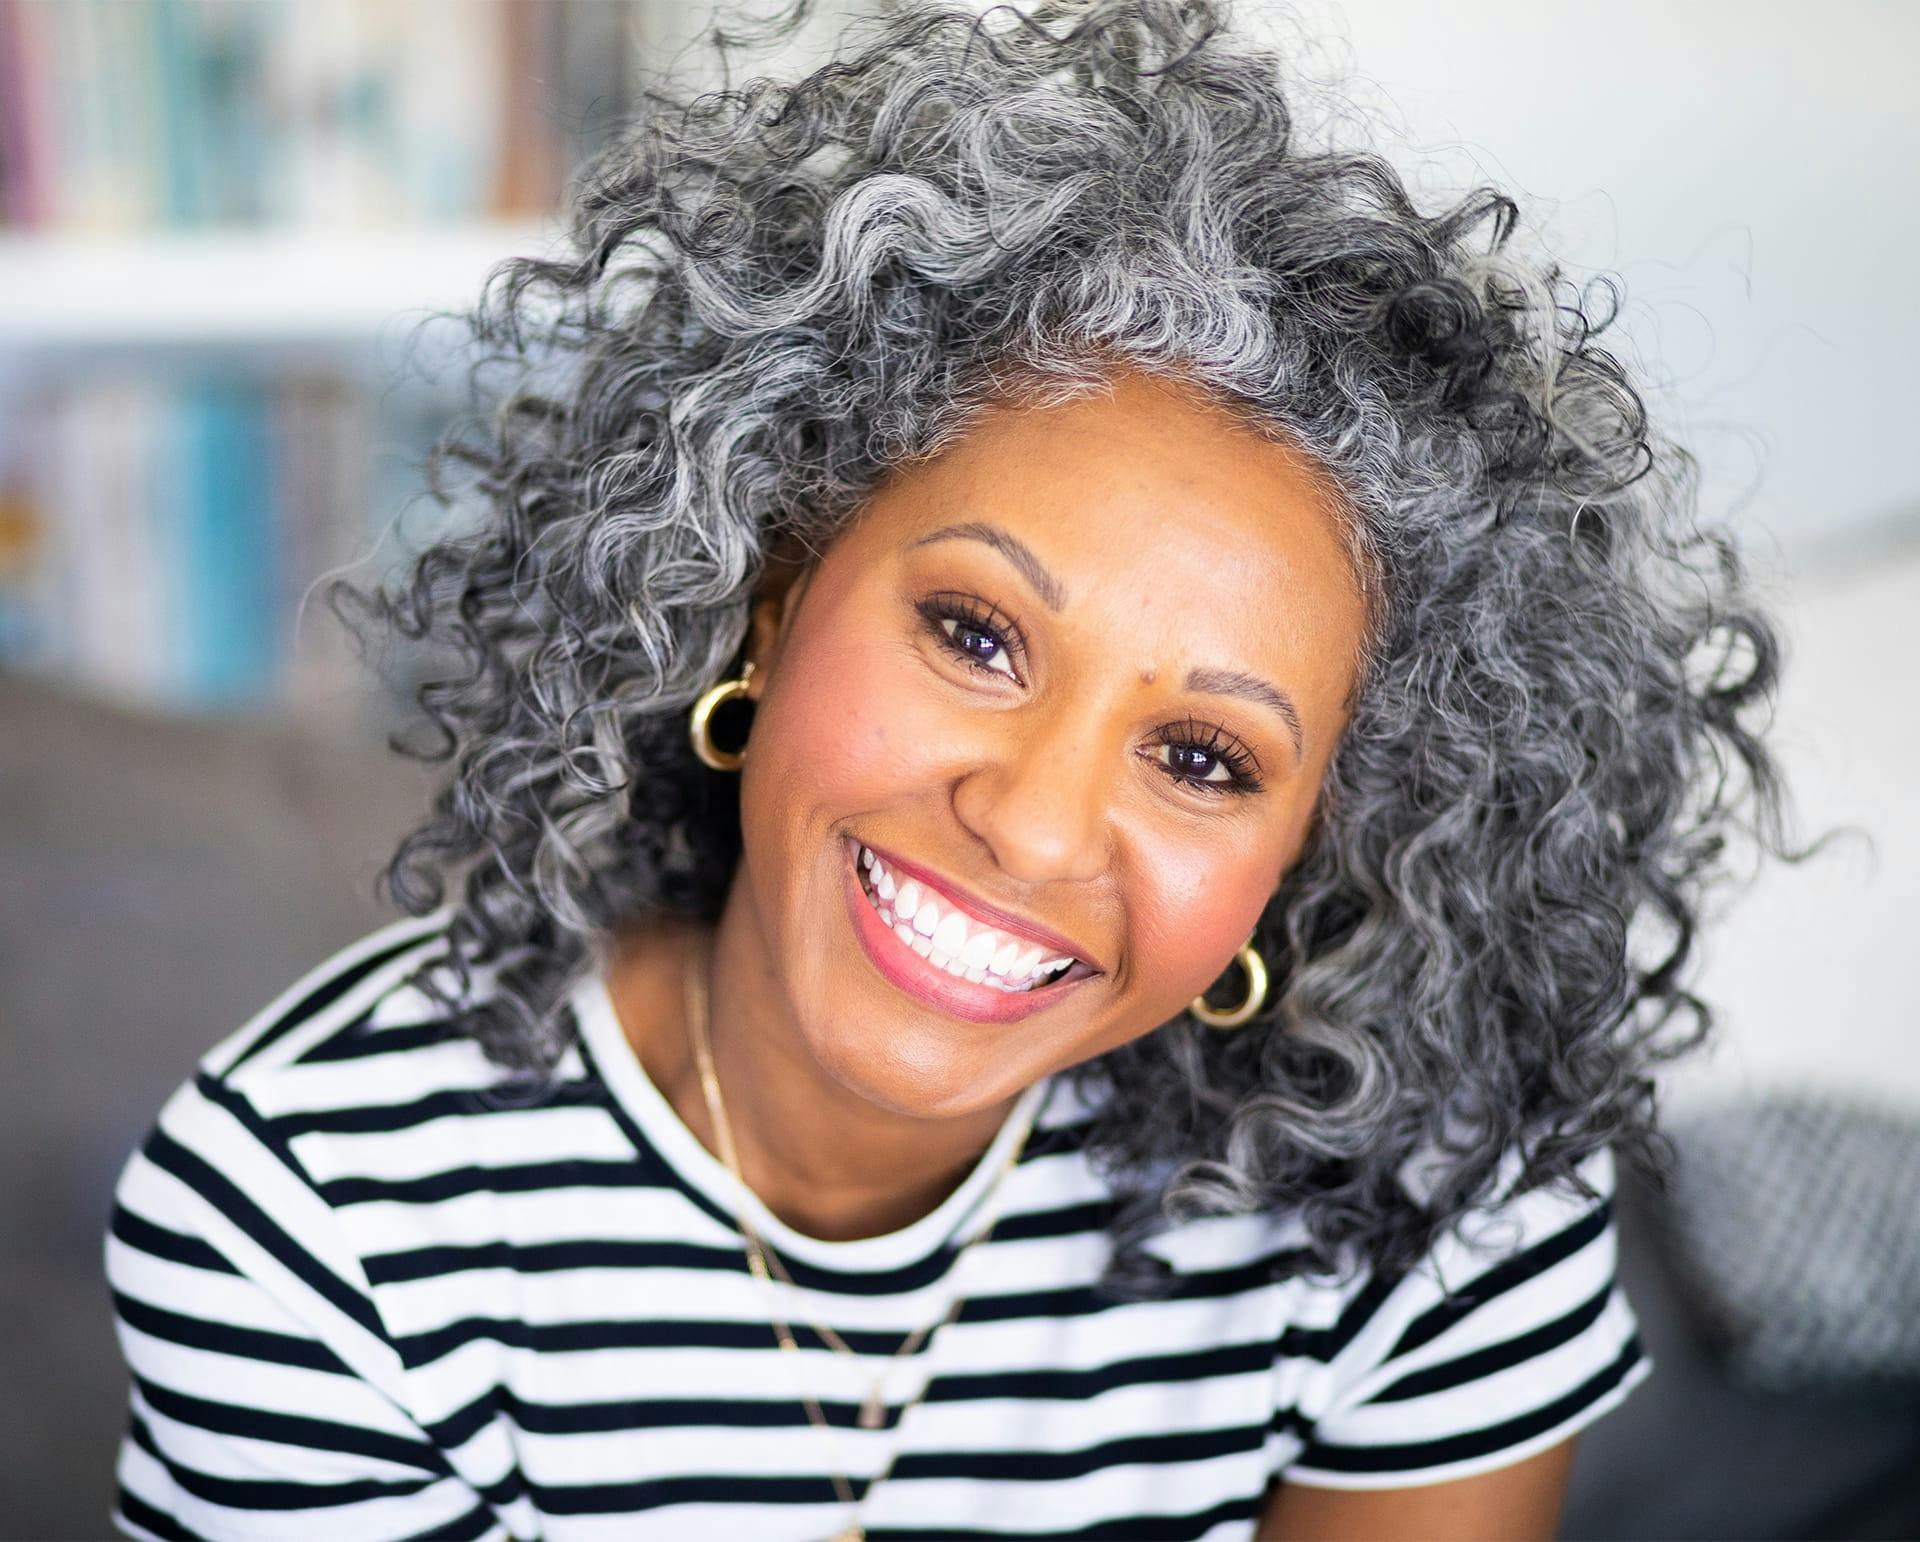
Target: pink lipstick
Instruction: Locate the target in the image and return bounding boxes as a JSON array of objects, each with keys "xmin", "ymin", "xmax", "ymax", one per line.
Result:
[{"xmin": 840, "ymin": 835, "xmax": 1098, "ymax": 1024}]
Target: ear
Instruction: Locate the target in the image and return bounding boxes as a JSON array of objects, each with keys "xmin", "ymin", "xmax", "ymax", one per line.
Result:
[{"xmin": 742, "ymin": 537, "xmax": 817, "ymax": 700}]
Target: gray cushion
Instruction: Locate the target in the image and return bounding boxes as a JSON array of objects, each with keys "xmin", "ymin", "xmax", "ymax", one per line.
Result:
[{"xmin": 1653, "ymin": 1093, "xmax": 1920, "ymax": 1392}]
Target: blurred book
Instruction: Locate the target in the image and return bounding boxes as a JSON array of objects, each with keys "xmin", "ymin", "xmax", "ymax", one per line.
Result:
[
  {"xmin": 0, "ymin": 369, "xmax": 459, "ymax": 719},
  {"xmin": 0, "ymin": 0, "xmax": 645, "ymax": 231}
]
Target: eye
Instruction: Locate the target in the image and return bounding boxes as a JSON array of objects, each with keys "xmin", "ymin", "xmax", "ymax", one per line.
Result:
[
  {"xmin": 1146, "ymin": 717, "xmax": 1265, "ymax": 799},
  {"xmin": 917, "ymin": 592, "xmax": 1023, "ymax": 681}
]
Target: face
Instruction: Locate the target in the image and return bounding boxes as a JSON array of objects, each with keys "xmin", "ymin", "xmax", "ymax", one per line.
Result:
[{"xmin": 733, "ymin": 368, "xmax": 1370, "ymax": 1120}]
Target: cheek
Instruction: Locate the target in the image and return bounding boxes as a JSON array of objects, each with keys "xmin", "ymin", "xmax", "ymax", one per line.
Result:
[
  {"xmin": 1127, "ymin": 840, "xmax": 1275, "ymax": 1004},
  {"xmin": 747, "ymin": 621, "xmax": 952, "ymax": 832}
]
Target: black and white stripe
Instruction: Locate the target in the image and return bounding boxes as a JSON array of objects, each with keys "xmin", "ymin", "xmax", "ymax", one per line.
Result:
[{"xmin": 105, "ymin": 913, "xmax": 1650, "ymax": 1539}]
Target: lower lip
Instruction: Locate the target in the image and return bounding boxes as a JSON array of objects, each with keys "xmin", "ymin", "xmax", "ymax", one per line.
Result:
[{"xmin": 840, "ymin": 836, "xmax": 1095, "ymax": 1024}]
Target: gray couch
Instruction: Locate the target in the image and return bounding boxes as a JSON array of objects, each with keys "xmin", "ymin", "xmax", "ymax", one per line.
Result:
[{"xmin": 6, "ymin": 676, "xmax": 1916, "ymax": 1540}]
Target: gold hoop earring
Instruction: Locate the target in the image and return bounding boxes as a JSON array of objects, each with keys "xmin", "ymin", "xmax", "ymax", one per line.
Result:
[
  {"xmin": 1189, "ymin": 941, "xmax": 1268, "ymax": 1031},
  {"xmin": 689, "ymin": 660, "xmax": 755, "ymax": 772}
]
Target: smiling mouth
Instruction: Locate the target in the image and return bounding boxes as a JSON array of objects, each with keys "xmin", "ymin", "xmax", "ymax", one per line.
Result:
[{"xmin": 851, "ymin": 841, "xmax": 1098, "ymax": 994}]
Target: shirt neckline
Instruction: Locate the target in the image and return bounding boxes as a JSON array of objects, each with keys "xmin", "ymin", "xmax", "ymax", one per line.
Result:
[{"xmin": 568, "ymin": 962, "xmax": 1054, "ymax": 1274}]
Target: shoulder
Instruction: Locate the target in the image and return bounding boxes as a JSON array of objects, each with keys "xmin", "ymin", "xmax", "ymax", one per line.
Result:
[
  {"xmin": 175, "ymin": 906, "xmax": 595, "ymax": 1153},
  {"xmin": 197, "ymin": 907, "xmax": 471, "ymax": 1082},
  {"xmin": 1276, "ymin": 1143, "xmax": 1649, "ymax": 1490},
  {"xmin": 103, "ymin": 910, "xmax": 577, "ymax": 1364},
  {"xmin": 102, "ymin": 912, "xmax": 518, "ymax": 1536},
  {"xmin": 122, "ymin": 909, "xmax": 534, "ymax": 1238}
]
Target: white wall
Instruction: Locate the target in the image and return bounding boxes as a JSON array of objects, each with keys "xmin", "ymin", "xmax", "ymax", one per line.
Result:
[
  {"xmin": 1660, "ymin": 537, "xmax": 1920, "ymax": 1113},
  {"xmin": 1248, "ymin": 0, "xmax": 1920, "ymax": 563}
]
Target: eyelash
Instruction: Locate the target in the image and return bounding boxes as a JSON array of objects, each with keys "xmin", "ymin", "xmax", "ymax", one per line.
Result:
[{"xmin": 913, "ymin": 592, "xmax": 1266, "ymax": 798}]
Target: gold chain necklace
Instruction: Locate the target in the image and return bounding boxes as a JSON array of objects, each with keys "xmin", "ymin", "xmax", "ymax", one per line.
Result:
[{"xmin": 680, "ymin": 940, "xmax": 1041, "ymax": 1542}]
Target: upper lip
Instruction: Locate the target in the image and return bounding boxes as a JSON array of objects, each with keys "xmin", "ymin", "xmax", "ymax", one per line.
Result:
[{"xmin": 854, "ymin": 838, "xmax": 1104, "ymax": 973}]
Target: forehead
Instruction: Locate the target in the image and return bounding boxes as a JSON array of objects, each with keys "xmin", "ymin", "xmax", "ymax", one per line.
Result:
[{"xmin": 851, "ymin": 371, "xmax": 1368, "ymax": 688}]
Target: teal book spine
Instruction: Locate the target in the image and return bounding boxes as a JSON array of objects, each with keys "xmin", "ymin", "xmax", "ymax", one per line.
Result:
[{"xmin": 179, "ymin": 381, "xmax": 278, "ymax": 706}]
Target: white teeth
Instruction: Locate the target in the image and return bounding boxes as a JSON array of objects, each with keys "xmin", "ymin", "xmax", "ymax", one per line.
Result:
[
  {"xmin": 858, "ymin": 845, "xmax": 1087, "ymax": 990},
  {"xmin": 931, "ymin": 911, "xmax": 970, "ymax": 956}
]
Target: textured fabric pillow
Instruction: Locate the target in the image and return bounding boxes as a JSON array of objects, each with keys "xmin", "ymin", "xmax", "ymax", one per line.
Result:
[{"xmin": 1653, "ymin": 1094, "xmax": 1920, "ymax": 1391}]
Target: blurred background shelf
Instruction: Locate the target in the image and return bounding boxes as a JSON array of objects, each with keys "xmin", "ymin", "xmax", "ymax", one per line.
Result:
[
  {"xmin": 0, "ymin": 219, "xmax": 560, "ymax": 349},
  {"xmin": 0, "ymin": 0, "xmax": 655, "ymax": 723}
]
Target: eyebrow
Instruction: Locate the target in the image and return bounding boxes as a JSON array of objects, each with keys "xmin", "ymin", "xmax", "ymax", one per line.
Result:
[
  {"xmin": 908, "ymin": 521, "xmax": 1068, "ymax": 611},
  {"xmin": 909, "ymin": 519, "xmax": 1306, "ymax": 760},
  {"xmin": 1183, "ymin": 666, "xmax": 1305, "ymax": 760}
]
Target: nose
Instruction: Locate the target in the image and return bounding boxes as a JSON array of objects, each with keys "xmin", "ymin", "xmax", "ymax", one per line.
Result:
[{"xmin": 949, "ymin": 699, "xmax": 1113, "ymax": 887}]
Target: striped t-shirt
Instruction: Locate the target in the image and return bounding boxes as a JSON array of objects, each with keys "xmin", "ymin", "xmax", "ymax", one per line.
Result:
[{"xmin": 105, "ymin": 912, "xmax": 1650, "ymax": 1540}]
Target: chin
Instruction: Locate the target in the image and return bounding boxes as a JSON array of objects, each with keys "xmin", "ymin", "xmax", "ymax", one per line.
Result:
[{"xmin": 799, "ymin": 1005, "xmax": 1022, "ymax": 1122}]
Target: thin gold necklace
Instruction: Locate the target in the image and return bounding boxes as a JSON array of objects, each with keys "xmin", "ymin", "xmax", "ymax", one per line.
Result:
[{"xmin": 680, "ymin": 939, "xmax": 1041, "ymax": 1542}]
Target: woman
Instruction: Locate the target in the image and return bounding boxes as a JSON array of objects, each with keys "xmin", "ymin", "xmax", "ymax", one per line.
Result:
[{"xmin": 104, "ymin": 2, "xmax": 1787, "ymax": 1538}]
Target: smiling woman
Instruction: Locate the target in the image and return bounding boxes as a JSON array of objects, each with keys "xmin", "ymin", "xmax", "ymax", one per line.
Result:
[{"xmin": 101, "ymin": 3, "xmax": 1788, "ymax": 1540}]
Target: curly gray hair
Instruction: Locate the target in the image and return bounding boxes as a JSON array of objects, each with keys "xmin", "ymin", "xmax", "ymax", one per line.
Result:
[{"xmin": 336, "ymin": 0, "xmax": 1790, "ymax": 1301}]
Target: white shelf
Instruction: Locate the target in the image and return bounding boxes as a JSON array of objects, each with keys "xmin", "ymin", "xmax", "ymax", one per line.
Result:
[{"xmin": 0, "ymin": 220, "xmax": 568, "ymax": 348}]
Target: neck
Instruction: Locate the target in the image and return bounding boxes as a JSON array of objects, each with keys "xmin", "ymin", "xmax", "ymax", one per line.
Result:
[{"xmin": 605, "ymin": 897, "xmax": 1023, "ymax": 1244}]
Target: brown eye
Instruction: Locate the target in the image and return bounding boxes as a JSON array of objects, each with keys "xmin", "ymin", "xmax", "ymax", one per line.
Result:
[
  {"xmin": 937, "ymin": 615, "xmax": 1017, "ymax": 677},
  {"xmin": 917, "ymin": 594, "xmax": 1024, "ymax": 682},
  {"xmin": 1157, "ymin": 742, "xmax": 1235, "ymax": 785},
  {"xmin": 1147, "ymin": 717, "xmax": 1264, "ymax": 797}
]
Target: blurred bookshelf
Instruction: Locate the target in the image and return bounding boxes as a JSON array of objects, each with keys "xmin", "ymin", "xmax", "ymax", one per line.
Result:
[
  {"xmin": 0, "ymin": 221, "xmax": 555, "ymax": 348},
  {"xmin": 0, "ymin": 0, "xmax": 652, "ymax": 733}
]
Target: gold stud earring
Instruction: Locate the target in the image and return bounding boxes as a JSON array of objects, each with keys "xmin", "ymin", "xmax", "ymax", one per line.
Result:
[
  {"xmin": 1189, "ymin": 941, "xmax": 1269, "ymax": 1030},
  {"xmin": 688, "ymin": 659, "xmax": 755, "ymax": 772}
]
